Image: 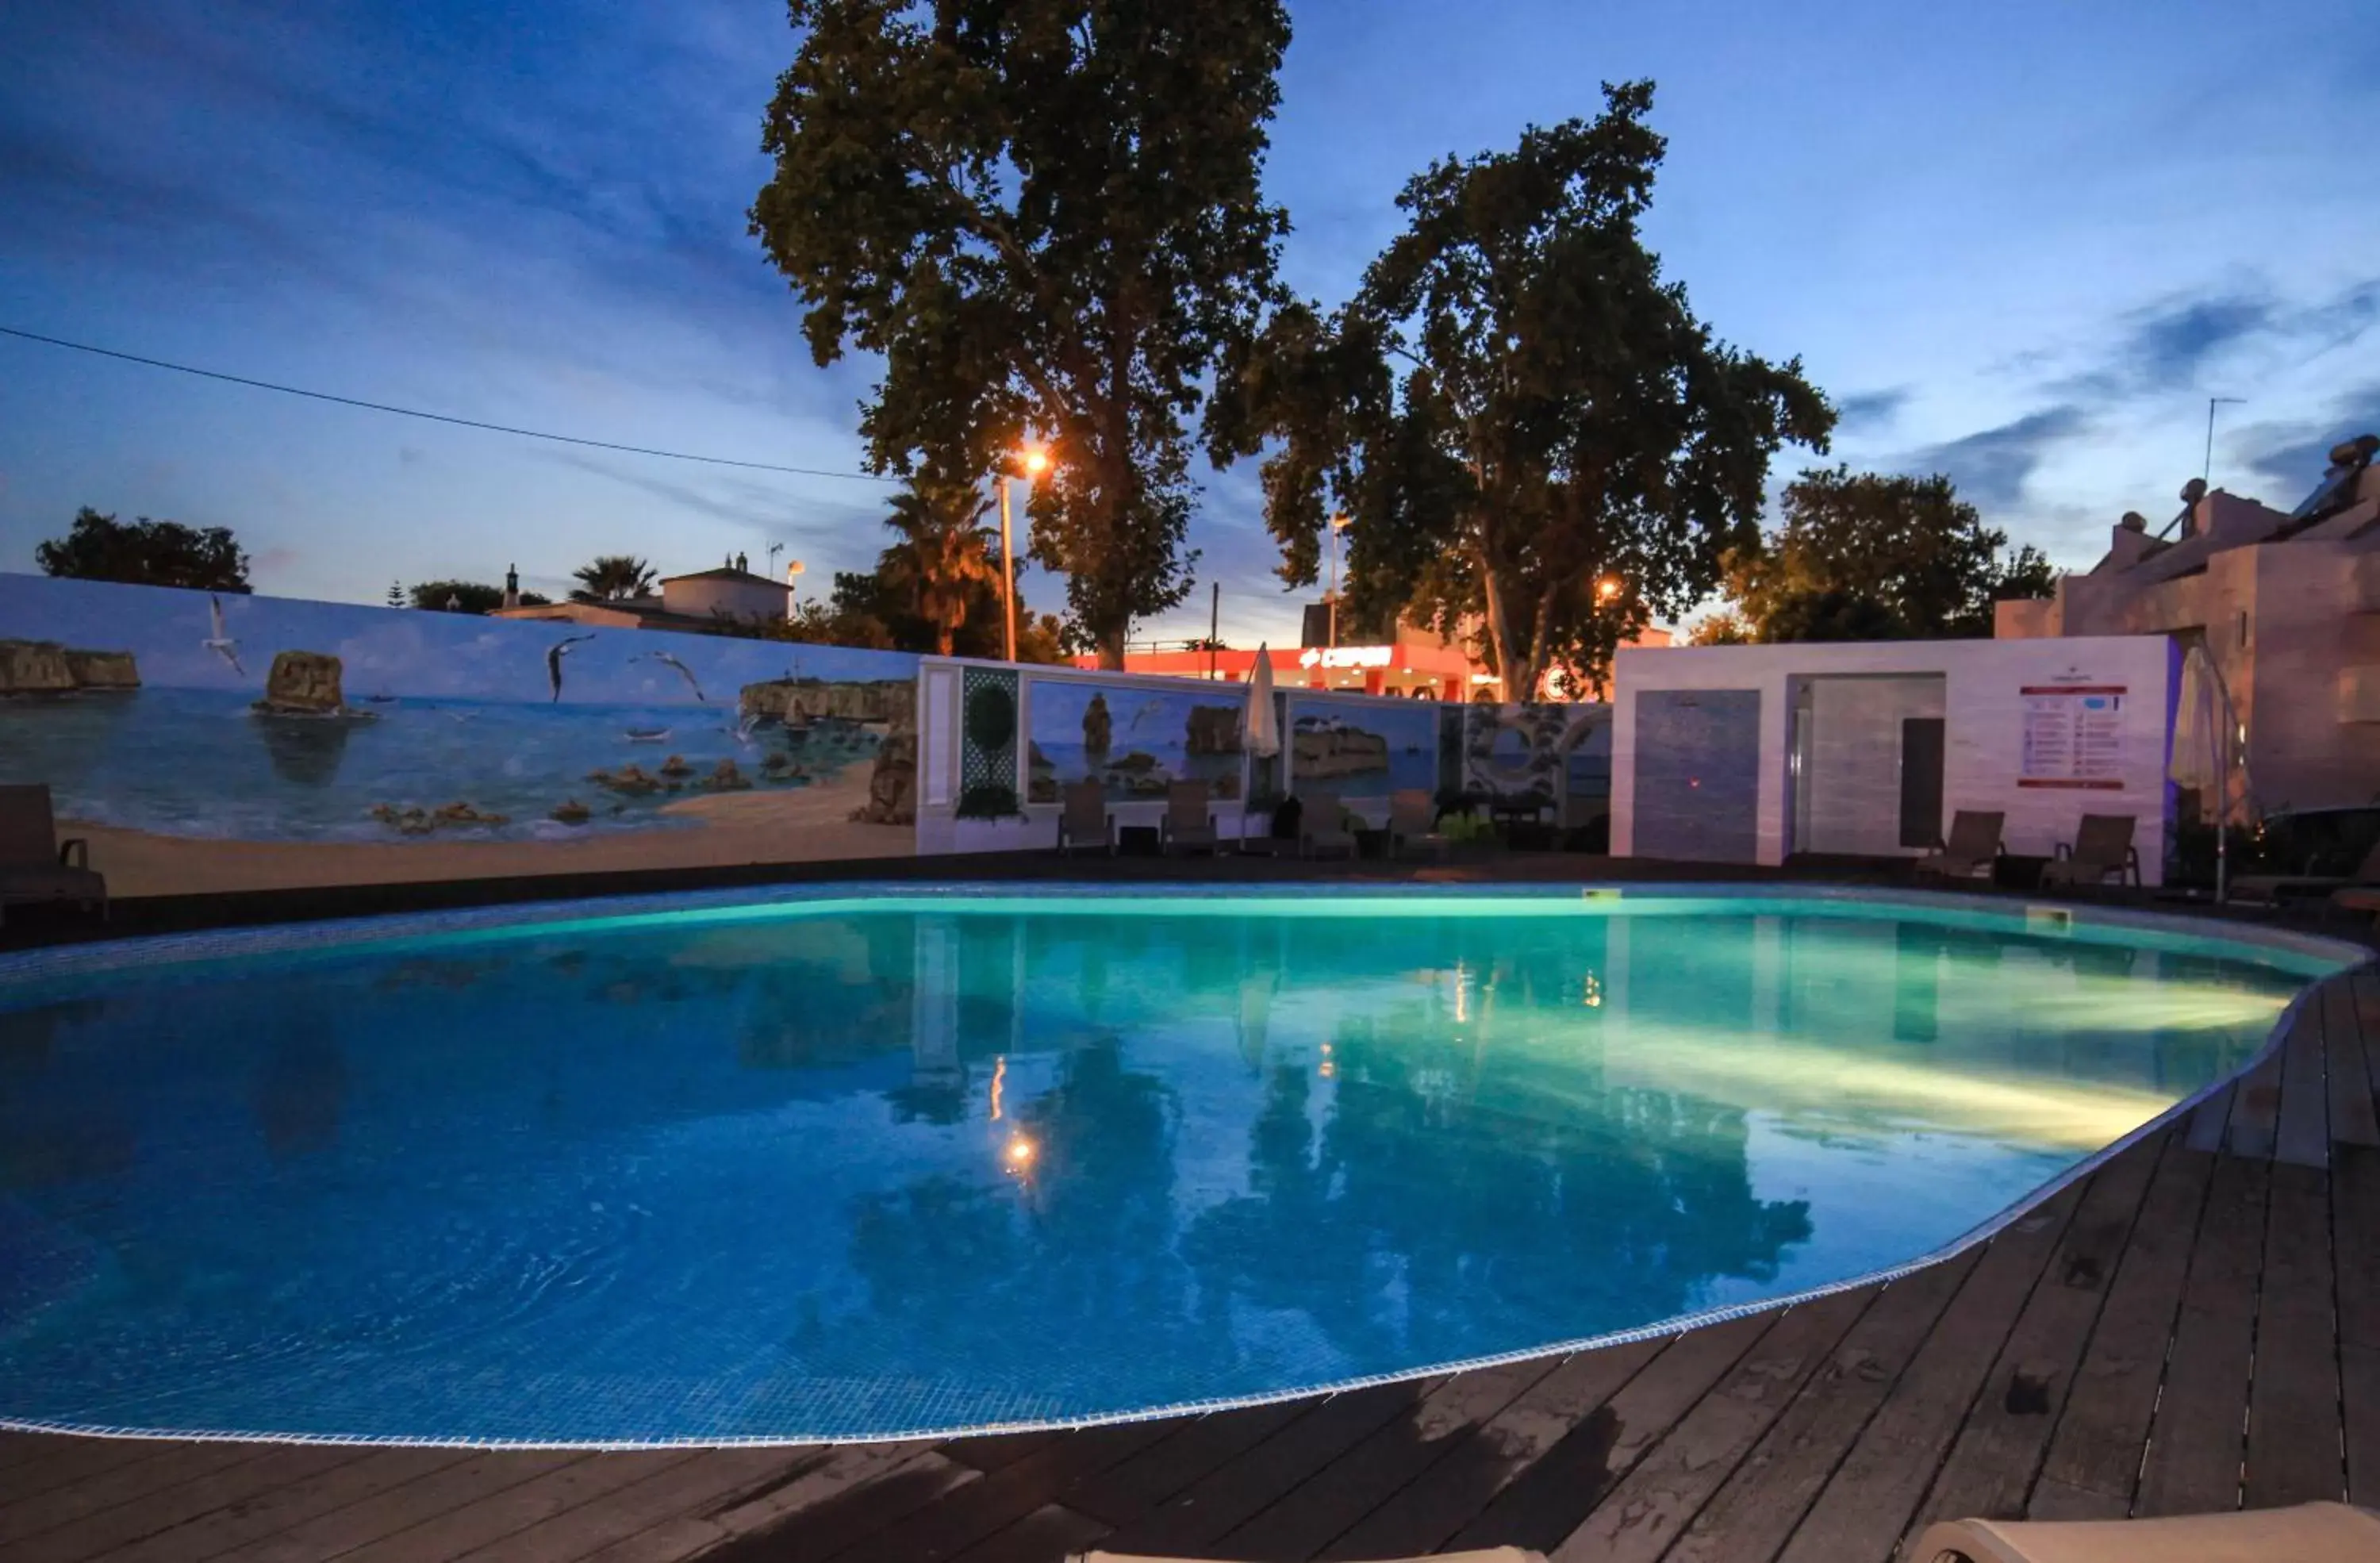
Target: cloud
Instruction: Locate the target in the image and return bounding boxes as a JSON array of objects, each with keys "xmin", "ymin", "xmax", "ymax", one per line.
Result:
[
  {"xmin": 541, "ymin": 452, "xmax": 889, "ymax": 557},
  {"xmin": 2232, "ymin": 381, "xmax": 2380, "ymax": 498},
  {"xmin": 1833, "ymin": 387, "xmax": 1911, "ymax": 434},
  {"xmin": 2051, "ymin": 291, "xmax": 2274, "ymax": 398},
  {"xmin": 1895, "ymin": 405, "xmax": 2090, "ymax": 511}
]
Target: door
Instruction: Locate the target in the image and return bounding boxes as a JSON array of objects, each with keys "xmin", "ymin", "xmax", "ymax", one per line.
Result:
[
  {"xmin": 1899, "ymin": 717, "xmax": 1946, "ymax": 849},
  {"xmin": 1631, "ymin": 689, "xmax": 1762, "ymax": 862}
]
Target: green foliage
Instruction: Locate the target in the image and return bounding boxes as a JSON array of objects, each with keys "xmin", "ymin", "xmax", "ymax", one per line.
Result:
[
  {"xmin": 1687, "ymin": 609, "xmax": 1752, "ymax": 646},
  {"xmin": 1213, "ymin": 82, "xmax": 1833, "ymax": 699},
  {"xmin": 408, "ymin": 580, "xmax": 549, "ymax": 613},
  {"xmin": 1438, "ymin": 812, "xmax": 1494, "ymax": 846},
  {"xmin": 36, "ymin": 507, "xmax": 252, "ymax": 593},
  {"xmin": 750, "ymin": 0, "xmax": 1292, "ymax": 664},
  {"xmin": 965, "ymin": 683, "xmax": 1018, "ymax": 751},
  {"xmin": 570, "ymin": 555, "xmax": 656, "ymax": 602},
  {"xmin": 877, "ymin": 480, "xmax": 1002, "ymax": 656},
  {"xmin": 955, "ymin": 782, "xmax": 1023, "ymax": 820},
  {"xmin": 1724, "ymin": 466, "xmax": 2056, "ymax": 642}
]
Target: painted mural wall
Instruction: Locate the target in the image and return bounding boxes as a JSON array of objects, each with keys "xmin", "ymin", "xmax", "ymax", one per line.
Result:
[{"xmin": 0, "ymin": 574, "xmax": 923, "ymax": 896}]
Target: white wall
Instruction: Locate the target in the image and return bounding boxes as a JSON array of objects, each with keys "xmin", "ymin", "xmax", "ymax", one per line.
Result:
[
  {"xmin": 1612, "ymin": 636, "xmax": 2176, "ymax": 884},
  {"xmin": 1800, "ymin": 674, "xmax": 1946, "ymax": 855}
]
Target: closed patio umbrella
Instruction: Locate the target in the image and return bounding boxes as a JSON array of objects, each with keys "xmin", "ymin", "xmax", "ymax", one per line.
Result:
[
  {"xmin": 1244, "ymin": 644, "xmax": 1280, "ymax": 758},
  {"xmin": 2169, "ymin": 640, "xmax": 2249, "ymax": 901}
]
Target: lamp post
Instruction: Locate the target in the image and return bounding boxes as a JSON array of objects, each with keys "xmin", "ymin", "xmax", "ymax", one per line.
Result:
[
  {"xmin": 1000, "ymin": 445, "xmax": 1050, "ymax": 662},
  {"xmin": 1326, "ymin": 512, "xmax": 1351, "ymax": 648}
]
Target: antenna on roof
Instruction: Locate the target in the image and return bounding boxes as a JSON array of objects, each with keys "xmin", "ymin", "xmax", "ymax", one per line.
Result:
[{"xmin": 2202, "ymin": 396, "xmax": 2244, "ymax": 490}]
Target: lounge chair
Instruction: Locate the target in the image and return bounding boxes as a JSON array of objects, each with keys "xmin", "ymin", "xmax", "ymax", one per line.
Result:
[
  {"xmin": 1388, "ymin": 788, "xmax": 1445, "ymax": 858},
  {"xmin": 1160, "ymin": 779, "xmax": 1219, "ymax": 855},
  {"xmin": 2040, "ymin": 813, "xmax": 2140, "ymax": 889},
  {"xmin": 0, "ymin": 784, "xmax": 107, "ymax": 927},
  {"xmin": 1298, "ymin": 789, "xmax": 1359, "ymax": 858},
  {"xmin": 1076, "ymin": 1550, "xmax": 1541, "ymax": 1563},
  {"xmin": 1054, "ymin": 779, "xmax": 1113, "ymax": 855},
  {"xmin": 1913, "ymin": 810, "xmax": 2003, "ymax": 882},
  {"xmin": 1911, "ymin": 1500, "xmax": 2380, "ymax": 1562}
]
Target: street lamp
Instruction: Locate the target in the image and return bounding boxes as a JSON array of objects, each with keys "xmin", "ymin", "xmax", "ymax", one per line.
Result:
[
  {"xmin": 1595, "ymin": 574, "xmax": 1622, "ymax": 603},
  {"xmin": 1000, "ymin": 444, "xmax": 1051, "ymax": 662},
  {"xmin": 1326, "ymin": 512, "xmax": 1352, "ymax": 648}
]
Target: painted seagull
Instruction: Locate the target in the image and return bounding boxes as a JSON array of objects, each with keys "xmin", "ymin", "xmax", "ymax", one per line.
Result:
[
  {"xmin": 203, "ymin": 594, "xmax": 244, "ymax": 675},
  {"xmin": 546, "ymin": 634, "xmax": 596, "ymax": 701},
  {"xmin": 634, "ymin": 651, "xmax": 707, "ymax": 703}
]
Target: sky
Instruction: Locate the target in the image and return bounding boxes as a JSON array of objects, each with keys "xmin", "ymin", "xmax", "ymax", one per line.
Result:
[{"xmin": 2, "ymin": 0, "xmax": 2374, "ymax": 647}]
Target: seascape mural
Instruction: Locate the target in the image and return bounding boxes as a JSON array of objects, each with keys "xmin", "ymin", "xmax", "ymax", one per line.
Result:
[
  {"xmin": 1464, "ymin": 702, "xmax": 1614, "ymax": 809},
  {"xmin": 0, "ymin": 574, "xmax": 924, "ymax": 894},
  {"xmin": 1283, "ymin": 694, "xmax": 1439, "ymax": 799},
  {"xmin": 1027, "ymin": 680, "xmax": 1246, "ymax": 802}
]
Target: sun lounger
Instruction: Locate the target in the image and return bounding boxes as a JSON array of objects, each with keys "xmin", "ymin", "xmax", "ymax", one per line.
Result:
[
  {"xmin": 1160, "ymin": 779, "xmax": 1219, "ymax": 855},
  {"xmin": 1914, "ymin": 810, "xmax": 2002, "ymax": 882},
  {"xmin": 1074, "ymin": 1549, "xmax": 1543, "ymax": 1563},
  {"xmin": 1910, "ymin": 1500, "xmax": 2380, "ymax": 1562},
  {"xmin": 0, "ymin": 784, "xmax": 106, "ymax": 927},
  {"xmin": 2039, "ymin": 812, "xmax": 2140, "ymax": 888},
  {"xmin": 1388, "ymin": 788, "xmax": 1445, "ymax": 858},
  {"xmin": 2235, "ymin": 838, "xmax": 2380, "ymax": 904},
  {"xmin": 1055, "ymin": 778, "xmax": 1113, "ymax": 855},
  {"xmin": 1298, "ymin": 788, "xmax": 1358, "ymax": 858}
]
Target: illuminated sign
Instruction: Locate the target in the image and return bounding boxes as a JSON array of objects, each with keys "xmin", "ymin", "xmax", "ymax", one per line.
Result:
[{"xmin": 1297, "ymin": 645, "xmax": 1394, "ymax": 670}]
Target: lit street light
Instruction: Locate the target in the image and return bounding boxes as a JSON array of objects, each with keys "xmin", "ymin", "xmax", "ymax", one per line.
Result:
[{"xmin": 1000, "ymin": 445, "xmax": 1051, "ymax": 662}]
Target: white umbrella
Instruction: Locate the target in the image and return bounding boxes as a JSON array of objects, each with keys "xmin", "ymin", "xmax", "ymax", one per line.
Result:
[
  {"xmin": 2169, "ymin": 640, "xmax": 2248, "ymax": 901},
  {"xmin": 1245, "ymin": 643, "xmax": 1280, "ymax": 758}
]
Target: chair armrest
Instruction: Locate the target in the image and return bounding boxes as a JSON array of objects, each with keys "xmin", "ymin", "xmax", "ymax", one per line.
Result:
[{"xmin": 60, "ymin": 838, "xmax": 90, "ymax": 869}]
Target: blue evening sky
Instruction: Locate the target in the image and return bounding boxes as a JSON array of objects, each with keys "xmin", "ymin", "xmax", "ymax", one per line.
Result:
[{"xmin": 2, "ymin": 0, "xmax": 2373, "ymax": 644}]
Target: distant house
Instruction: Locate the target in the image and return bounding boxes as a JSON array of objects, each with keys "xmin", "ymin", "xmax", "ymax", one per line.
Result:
[
  {"xmin": 493, "ymin": 561, "xmax": 796, "ymax": 636},
  {"xmin": 1995, "ymin": 435, "xmax": 2380, "ymax": 814}
]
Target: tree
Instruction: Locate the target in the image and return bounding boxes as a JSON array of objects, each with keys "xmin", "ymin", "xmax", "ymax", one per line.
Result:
[
  {"xmin": 750, "ymin": 0, "xmax": 1292, "ymax": 666},
  {"xmin": 877, "ymin": 482, "xmax": 1003, "ymax": 656},
  {"xmin": 407, "ymin": 580, "xmax": 548, "ymax": 613},
  {"xmin": 1687, "ymin": 609, "xmax": 1752, "ymax": 646},
  {"xmin": 570, "ymin": 555, "xmax": 656, "ymax": 602},
  {"xmin": 1723, "ymin": 466, "xmax": 2056, "ymax": 642},
  {"xmin": 1214, "ymin": 82, "xmax": 1833, "ymax": 700},
  {"xmin": 35, "ymin": 507, "xmax": 251, "ymax": 593}
]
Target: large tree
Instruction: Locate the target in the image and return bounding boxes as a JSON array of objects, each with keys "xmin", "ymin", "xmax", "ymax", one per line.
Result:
[
  {"xmin": 1725, "ymin": 466, "xmax": 2056, "ymax": 642},
  {"xmin": 35, "ymin": 507, "xmax": 251, "ymax": 593},
  {"xmin": 750, "ymin": 0, "xmax": 1292, "ymax": 666},
  {"xmin": 408, "ymin": 580, "xmax": 549, "ymax": 613},
  {"xmin": 1214, "ymin": 82, "xmax": 1833, "ymax": 699}
]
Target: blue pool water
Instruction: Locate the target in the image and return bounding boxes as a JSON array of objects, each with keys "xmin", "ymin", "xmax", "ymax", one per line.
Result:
[{"xmin": 0, "ymin": 889, "xmax": 2344, "ymax": 1444}]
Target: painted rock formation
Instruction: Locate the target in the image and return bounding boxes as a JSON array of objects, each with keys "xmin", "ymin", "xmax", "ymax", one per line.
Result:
[
  {"xmin": 737, "ymin": 677, "xmax": 915, "ymax": 729},
  {"xmin": 254, "ymin": 651, "xmax": 348, "ymax": 715},
  {"xmin": 0, "ymin": 639, "xmax": 140, "ymax": 693},
  {"xmin": 851, "ymin": 732, "xmax": 917, "ymax": 825}
]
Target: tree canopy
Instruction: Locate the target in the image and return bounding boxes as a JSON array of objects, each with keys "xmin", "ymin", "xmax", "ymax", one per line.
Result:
[
  {"xmin": 570, "ymin": 555, "xmax": 656, "ymax": 602},
  {"xmin": 1212, "ymin": 81, "xmax": 1833, "ymax": 699},
  {"xmin": 876, "ymin": 480, "xmax": 1003, "ymax": 656},
  {"xmin": 408, "ymin": 580, "xmax": 548, "ymax": 613},
  {"xmin": 1723, "ymin": 466, "xmax": 2057, "ymax": 642},
  {"xmin": 750, "ymin": 0, "xmax": 1292, "ymax": 665},
  {"xmin": 35, "ymin": 507, "xmax": 251, "ymax": 593}
]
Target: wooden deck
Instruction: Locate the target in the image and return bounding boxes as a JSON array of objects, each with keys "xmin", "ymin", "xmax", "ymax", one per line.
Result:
[{"xmin": 7, "ymin": 966, "xmax": 2379, "ymax": 1563}]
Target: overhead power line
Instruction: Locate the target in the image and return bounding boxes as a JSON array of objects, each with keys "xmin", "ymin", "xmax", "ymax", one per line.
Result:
[{"xmin": 0, "ymin": 324, "xmax": 900, "ymax": 483}]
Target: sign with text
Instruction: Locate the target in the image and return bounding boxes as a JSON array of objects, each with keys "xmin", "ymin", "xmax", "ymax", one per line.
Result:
[{"xmin": 2018, "ymin": 684, "xmax": 2128, "ymax": 789}]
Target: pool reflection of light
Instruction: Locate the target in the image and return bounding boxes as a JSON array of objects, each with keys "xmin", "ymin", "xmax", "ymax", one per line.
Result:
[{"xmin": 1004, "ymin": 1134, "xmax": 1037, "ymax": 1171}]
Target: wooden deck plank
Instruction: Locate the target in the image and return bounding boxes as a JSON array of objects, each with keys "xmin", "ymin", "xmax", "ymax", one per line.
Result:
[
  {"xmin": 0, "ymin": 1432, "xmax": 175, "ymax": 1487},
  {"xmin": 946, "ymin": 1500, "xmax": 1110, "ymax": 1563},
  {"xmin": 1442, "ymin": 1310, "xmax": 1777, "ymax": 1556},
  {"xmin": 2336, "ymin": 1143, "xmax": 2380, "ymax": 1351},
  {"xmin": 0, "ymin": 1439, "xmax": 263, "ymax": 1548},
  {"xmin": 1547, "ymin": 1287, "xmax": 1877, "ymax": 1563},
  {"xmin": 97, "ymin": 1449, "xmax": 470, "ymax": 1563},
  {"xmin": 2275, "ymin": 995, "xmax": 2333, "ymax": 1169},
  {"xmin": 2347, "ymin": 1344, "xmax": 2380, "ymax": 1510},
  {"xmin": 234, "ymin": 1451, "xmax": 589, "ymax": 1563},
  {"xmin": 1898, "ymin": 1134, "xmax": 2165, "ymax": 1549},
  {"xmin": 937, "ymin": 1431, "xmax": 1064, "ymax": 1477},
  {"xmin": 1054, "ymin": 1400, "xmax": 1308, "ymax": 1530},
  {"xmin": 2185, "ymin": 1084, "xmax": 2236, "ymax": 1154},
  {"xmin": 2227, "ymin": 1043, "xmax": 2284, "ymax": 1162},
  {"xmin": 2033, "ymin": 1133, "xmax": 2217, "ymax": 1511},
  {"xmin": 333, "ymin": 1450, "xmax": 696, "ymax": 1563},
  {"xmin": 1212, "ymin": 1354, "xmax": 1565, "ymax": 1561},
  {"xmin": 2244, "ymin": 1162, "xmax": 2344, "ymax": 1507},
  {"xmin": 2022, "ymin": 1477, "xmax": 2128, "ymax": 1520},
  {"xmin": 832, "ymin": 1417, "xmax": 1182, "ymax": 1563},
  {"xmin": 1769, "ymin": 1177, "xmax": 2086, "ymax": 1563},
  {"xmin": 1666, "ymin": 1253, "xmax": 1981, "ymax": 1563},
  {"xmin": 2135, "ymin": 1154, "xmax": 2269, "ymax": 1517},
  {"xmin": 492, "ymin": 1447, "xmax": 878, "ymax": 1563},
  {"xmin": 1318, "ymin": 1336, "xmax": 1668, "ymax": 1561},
  {"xmin": 700, "ymin": 1450, "xmax": 981, "ymax": 1563},
  {"xmin": 1092, "ymin": 1378, "xmax": 1443, "ymax": 1557},
  {"xmin": 2353, "ymin": 970, "xmax": 2380, "ymax": 1096},
  {"xmin": 2324, "ymin": 979, "xmax": 2380, "ymax": 1146},
  {"xmin": 10, "ymin": 1444, "xmax": 361, "ymax": 1563},
  {"xmin": 703, "ymin": 1442, "xmax": 939, "ymax": 1544}
]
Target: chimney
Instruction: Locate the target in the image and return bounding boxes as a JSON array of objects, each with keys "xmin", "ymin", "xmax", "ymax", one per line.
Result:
[{"xmin": 502, "ymin": 563, "xmax": 520, "ymax": 609}]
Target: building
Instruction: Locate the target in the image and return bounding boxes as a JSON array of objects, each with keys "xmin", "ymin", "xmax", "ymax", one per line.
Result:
[
  {"xmin": 493, "ymin": 556, "xmax": 798, "ymax": 635},
  {"xmin": 1609, "ymin": 636, "xmax": 2177, "ymax": 881},
  {"xmin": 1995, "ymin": 436, "xmax": 2380, "ymax": 816}
]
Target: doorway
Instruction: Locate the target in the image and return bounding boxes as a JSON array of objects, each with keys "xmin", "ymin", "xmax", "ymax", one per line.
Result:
[{"xmin": 1788, "ymin": 674, "xmax": 1948, "ymax": 856}]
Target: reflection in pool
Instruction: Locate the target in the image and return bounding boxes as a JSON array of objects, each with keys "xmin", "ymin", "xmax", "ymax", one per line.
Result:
[{"xmin": 0, "ymin": 891, "xmax": 2341, "ymax": 1443}]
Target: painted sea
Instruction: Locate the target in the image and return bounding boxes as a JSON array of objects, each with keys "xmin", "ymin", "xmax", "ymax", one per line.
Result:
[{"xmin": 0, "ymin": 688, "xmax": 884, "ymax": 843}]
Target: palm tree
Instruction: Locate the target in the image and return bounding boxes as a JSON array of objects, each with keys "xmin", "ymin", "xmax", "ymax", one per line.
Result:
[
  {"xmin": 570, "ymin": 555, "xmax": 656, "ymax": 602},
  {"xmin": 880, "ymin": 483, "xmax": 1001, "ymax": 656}
]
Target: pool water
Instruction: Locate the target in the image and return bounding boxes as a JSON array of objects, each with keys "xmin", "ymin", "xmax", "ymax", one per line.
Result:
[{"xmin": 0, "ymin": 890, "xmax": 2340, "ymax": 1444}]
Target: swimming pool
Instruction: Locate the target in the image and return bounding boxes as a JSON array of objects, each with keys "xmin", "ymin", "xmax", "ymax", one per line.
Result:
[{"xmin": 0, "ymin": 885, "xmax": 2354, "ymax": 1446}]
